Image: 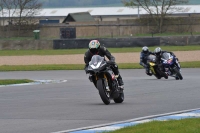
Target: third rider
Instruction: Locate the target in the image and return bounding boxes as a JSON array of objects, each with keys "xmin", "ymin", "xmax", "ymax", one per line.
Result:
[{"xmin": 139, "ymin": 46, "xmax": 154, "ymax": 76}]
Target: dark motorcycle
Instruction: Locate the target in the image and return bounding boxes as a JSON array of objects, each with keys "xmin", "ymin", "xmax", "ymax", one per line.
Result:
[
  {"xmin": 147, "ymin": 55, "xmax": 168, "ymax": 79},
  {"xmin": 161, "ymin": 52, "xmax": 183, "ymax": 80},
  {"xmin": 87, "ymin": 55, "xmax": 124, "ymax": 105}
]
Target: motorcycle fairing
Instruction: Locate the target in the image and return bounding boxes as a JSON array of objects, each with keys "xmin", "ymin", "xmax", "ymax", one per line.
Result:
[
  {"xmin": 88, "ymin": 55, "xmax": 106, "ymax": 72},
  {"xmin": 161, "ymin": 52, "xmax": 175, "ymax": 66}
]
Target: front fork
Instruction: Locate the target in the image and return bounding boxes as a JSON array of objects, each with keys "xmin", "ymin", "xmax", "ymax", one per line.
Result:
[
  {"xmin": 89, "ymin": 74, "xmax": 110, "ymax": 91},
  {"xmin": 149, "ymin": 62, "xmax": 156, "ymax": 74},
  {"xmin": 103, "ymin": 74, "xmax": 110, "ymax": 91}
]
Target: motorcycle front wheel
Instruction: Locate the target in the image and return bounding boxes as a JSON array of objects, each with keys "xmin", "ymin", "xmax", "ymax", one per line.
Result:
[
  {"xmin": 154, "ymin": 68, "xmax": 161, "ymax": 79},
  {"xmin": 97, "ymin": 79, "xmax": 110, "ymax": 105},
  {"xmin": 174, "ymin": 68, "xmax": 183, "ymax": 80},
  {"xmin": 156, "ymin": 68, "xmax": 168, "ymax": 79},
  {"xmin": 154, "ymin": 74, "xmax": 161, "ymax": 79}
]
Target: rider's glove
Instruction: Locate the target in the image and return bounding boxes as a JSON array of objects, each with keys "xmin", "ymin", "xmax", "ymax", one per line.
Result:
[
  {"xmin": 106, "ymin": 60, "xmax": 114, "ymax": 64},
  {"xmin": 144, "ymin": 56, "xmax": 148, "ymax": 60},
  {"xmin": 143, "ymin": 63, "xmax": 148, "ymax": 68}
]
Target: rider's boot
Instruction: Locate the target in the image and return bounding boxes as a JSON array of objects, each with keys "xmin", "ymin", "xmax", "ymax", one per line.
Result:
[
  {"xmin": 117, "ymin": 74, "xmax": 124, "ymax": 90},
  {"xmin": 175, "ymin": 76, "xmax": 179, "ymax": 80},
  {"xmin": 146, "ymin": 68, "xmax": 152, "ymax": 76},
  {"xmin": 111, "ymin": 64, "xmax": 124, "ymax": 89},
  {"xmin": 146, "ymin": 71, "xmax": 152, "ymax": 76}
]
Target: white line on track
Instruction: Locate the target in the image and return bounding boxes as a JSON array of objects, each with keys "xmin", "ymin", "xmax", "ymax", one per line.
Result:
[
  {"xmin": 52, "ymin": 108, "xmax": 200, "ymax": 133},
  {"xmin": 0, "ymin": 80, "xmax": 67, "ymax": 87}
]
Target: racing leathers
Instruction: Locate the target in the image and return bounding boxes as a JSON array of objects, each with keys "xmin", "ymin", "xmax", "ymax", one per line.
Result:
[
  {"xmin": 84, "ymin": 46, "xmax": 124, "ymax": 87},
  {"xmin": 140, "ymin": 51, "xmax": 154, "ymax": 76}
]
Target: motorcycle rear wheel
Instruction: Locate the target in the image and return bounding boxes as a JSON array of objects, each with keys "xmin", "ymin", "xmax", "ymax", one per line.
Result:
[
  {"xmin": 97, "ymin": 79, "xmax": 110, "ymax": 105},
  {"xmin": 154, "ymin": 69, "xmax": 162, "ymax": 79},
  {"xmin": 156, "ymin": 68, "xmax": 168, "ymax": 79},
  {"xmin": 150, "ymin": 68, "xmax": 161, "ymax": 79},
  {"xmin": 155, "ymin": 75, "xmax": 161, "ymax": 79},
  {"xmin": 114, "ymin": 91, "xmax": 124, "ymax": 103}
]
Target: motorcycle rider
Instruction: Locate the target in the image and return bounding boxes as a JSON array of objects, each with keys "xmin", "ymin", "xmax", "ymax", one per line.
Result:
[
  {"xmin": 154, "ymin": 47, "xmax": 181, "ymax": 72},
  {"xmin": 84, "ymin": 40, "xmax": 124, "ymax": 89},
  {"xmin": 139, "ymin": 46, "xmax": 154, "ymax": 76}
]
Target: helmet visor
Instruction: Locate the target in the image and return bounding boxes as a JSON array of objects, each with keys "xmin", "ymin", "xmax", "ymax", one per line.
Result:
[
  {"xmin": 143, "ymin": 50, "xmax": 149, "ymax": 54},
  {"xmin": 90, "ymin": 48, "xmax": 98, "ymax": 54},
  {"xmin": 155, "ymin": 52, "xmax": 161, "ymax": 56}
]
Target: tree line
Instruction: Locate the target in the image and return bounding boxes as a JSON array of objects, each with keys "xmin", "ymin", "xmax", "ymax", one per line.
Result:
[
  {"xmin": 0, "ymin": 0, "xmax": 42, "ymax": 37},
  {"xmin": 0, "ymin": 0, "xmax": 199, "ymax": 38},
  {"xmin": 122, "ymin": 0, "xmax": 199, "ymax": 34},
  {"xmin": 41, "ymin": 0, "xmax": 199, "ymax": 8},
  {"xmin": 41, "ymin": 0, "xmax": 123, "ymax": 8},
  {"xmin": 0, "ymin": 0, "xmax": 42, "ymax": 25}
]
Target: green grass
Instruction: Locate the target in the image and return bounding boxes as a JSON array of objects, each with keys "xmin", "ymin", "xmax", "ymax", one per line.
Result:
[
  {"xmin": 135, "ymin": 32, "xmax": 200, "ymax": 37},
  {"xmin": 0, "ymin": 45, "xmax": 199, "ymax": 56},
  {"xmin": 78, "ymin": 32, "xmax": 200, "ymax": 38},
  {"xmin": 108, "ymin": 118, "xmax": 200, "ymax": 133},
  {"xmin": 0, "ymin": 64, "xmax": 85, "ymax": 71},
  {"xmin": 0, "ymin": 49, "xmax": 87, "ymax": 56},
  {"xmin": 0, "ymin": 37, "xmax": 34, "ymax": 40},
  {"xmin": 118, "ymin": 61, "xmax": 200, "ymax": 69},
  {"xmin": 0, "ymin": 79, "xmax": 34, "ymax": 85},
  {"xmin": 0, "ymin": 61, "xmax": 199, "ymax": 71},
  {"xmin": 1, "ymin": 32, "xmax": 200, "ymax": 41},
  {"xmin": 0, "ymin": 37, "xmax": 58, "ymax": 40},
  {"xmin": 108, "ymin": 45, "xmax": 200, "ymax": 53}
]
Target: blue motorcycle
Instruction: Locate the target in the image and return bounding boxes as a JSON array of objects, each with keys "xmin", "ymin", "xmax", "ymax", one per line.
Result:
[{"xmin": 161, "ymin": 52, "xmax": 183, "ymax": 80}]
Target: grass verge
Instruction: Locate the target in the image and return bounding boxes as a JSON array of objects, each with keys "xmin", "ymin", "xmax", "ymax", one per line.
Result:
[
  {"xmin": 0, "ymin": 45, "xmax": 199, "ymax": 56},
  {"xmin": 108, "ymin": 118, "xmax": 200, "ymax": 133},
  {"xmin": 0, "ymin": 79, "xmax": 34, "ymax": 85},
  {"xmin": 135, "ymin": 32, "xmax": 200, "ymax": 37},
  {"xmin": 0, "ymin": 61, "xmax": 199, "ymax": 71}
]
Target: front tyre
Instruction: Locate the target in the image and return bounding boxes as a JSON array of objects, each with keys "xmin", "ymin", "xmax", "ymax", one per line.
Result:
[
  {"xmin": 114, "ymin": 91, "xmax": 124, "ymax": 103},
  {"xmin": 150, "ymin": 67, "xmax": 161, "ymax": 79},
  {"xmin": 174, "ymin": 68, "xmax": 183, "ymax": 80},
  {"xmin": 154, "ymin": 74, "xmax": 161, "ymax": 79},
  {"xmin": 154, "ymin": 68, "xmax": 162, "ymax": 79},
  {"xmin": 97, "ymin": 79, "xmax": 110, "ymax": 105}
]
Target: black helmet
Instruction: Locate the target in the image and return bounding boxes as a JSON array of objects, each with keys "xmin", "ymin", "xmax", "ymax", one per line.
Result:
[
  {"xmin": 154, "ymin": 47, "xmax": 162, "ymax": 56},
  {"xmin": 142, "ymin": 46, "xmax": 149, "ymax": 54},
  {"xmin": 89, "ymin": 40, "xmax": 100, "ymax": 54}
]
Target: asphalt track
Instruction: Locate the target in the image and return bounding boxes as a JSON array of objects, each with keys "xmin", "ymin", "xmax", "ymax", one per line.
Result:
[{"xmin": 0, "ymin": 69, "xmax": 199, "ymax": 133}]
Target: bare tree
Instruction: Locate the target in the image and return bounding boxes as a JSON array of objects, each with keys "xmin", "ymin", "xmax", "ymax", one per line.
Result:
[
  {"xmin": 0, "ymin": 0, "xmax": 18, "ymax": 37},
  {"xmin": 2, "ymin": 0, "xmax": 18, "ymax": 25},
  {"xmin": 15, "ymin": 0, "xmax": 42, "ymax": 36},
  {"xmin": 0, "ymin": 0, "xmax": 4, "ymax": 38},
  {"xmin": 122, "ymin": 0, "xmax": 189, "ymax": 33},
  {"xmin": 187, "ymin": 14, "xmax": 196, "ymax": 35},
  {"xmin": 0, "ymin": 0, "xmax": 4, "ymax": 26}
]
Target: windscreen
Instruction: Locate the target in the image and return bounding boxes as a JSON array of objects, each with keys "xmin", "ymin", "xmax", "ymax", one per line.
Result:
[
  {"xmin": 89, "ymin": 55, "xmax": 104, "ymax": 66},
  {"xmin": 147, "ymin": 55, "xmax": 156, "ymax": 62},
  {"xmin": 162, "ymin": 52, "xmax": 171, "ymax": 60}
]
